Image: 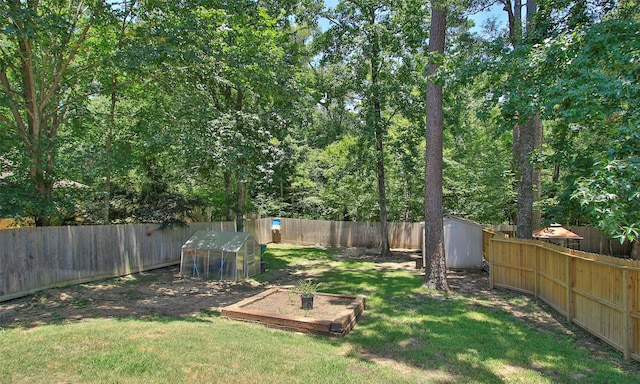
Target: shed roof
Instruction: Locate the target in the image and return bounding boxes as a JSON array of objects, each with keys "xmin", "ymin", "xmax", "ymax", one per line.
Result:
[
  {"xmin": 533, "ymin": 223, "xmax": 583, "ymax": 240},
  {"xmin": 182, "ymin": 230, "xmax": 252, "ymax": 252}
]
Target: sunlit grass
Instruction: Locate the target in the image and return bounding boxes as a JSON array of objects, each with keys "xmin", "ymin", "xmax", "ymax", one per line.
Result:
[{"xmin": 1, "ymin": 244, "xmax": 638, "ymax": 383}]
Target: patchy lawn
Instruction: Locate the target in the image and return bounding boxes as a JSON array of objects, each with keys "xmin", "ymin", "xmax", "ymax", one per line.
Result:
[{"xmin": 1, "ymin": 245, "xmax": 639, "ymax": 383}]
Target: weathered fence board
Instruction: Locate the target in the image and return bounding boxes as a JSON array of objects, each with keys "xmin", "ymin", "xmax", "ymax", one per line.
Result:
[
  {"xmin": 0, "ymin": 222, "xmax": 235, "ymax": 302},
  {"xmin": 248, "ymin": 218, "xmax": 423, "ymax": 249},
  {"xmin": 488, "ymin": 237, "xmax": 640, "ymax": 362}
]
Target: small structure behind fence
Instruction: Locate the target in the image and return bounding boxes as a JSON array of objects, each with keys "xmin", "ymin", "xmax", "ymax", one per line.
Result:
[{"xmin": 485, "ymin": 224, "xmax": 632, "ymax": 257}]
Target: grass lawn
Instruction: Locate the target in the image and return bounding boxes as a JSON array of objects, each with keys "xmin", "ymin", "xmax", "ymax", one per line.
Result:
[{"xmin": 1, "ymin": 244, "xmax": 639, "ymax": 383}]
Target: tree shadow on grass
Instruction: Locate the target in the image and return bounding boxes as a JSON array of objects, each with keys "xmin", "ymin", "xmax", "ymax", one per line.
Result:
[{"xmin": 306, "ymin": 251, "xmax": 640, "ymax": 383}]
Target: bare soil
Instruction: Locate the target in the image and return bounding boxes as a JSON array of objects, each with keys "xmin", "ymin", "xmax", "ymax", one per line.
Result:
[
  {"xmin": 236, "ymin": 289, "xmax": 359, "ymax": 320},
  {"xmin": 0, "ymin": 247, "xmax": 638, "ymax": 374}
]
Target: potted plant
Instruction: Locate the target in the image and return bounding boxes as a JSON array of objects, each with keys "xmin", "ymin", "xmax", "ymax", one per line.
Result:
[{"xmin": 292, "ymin": 279, "xmax": 320, "ymax": 310}]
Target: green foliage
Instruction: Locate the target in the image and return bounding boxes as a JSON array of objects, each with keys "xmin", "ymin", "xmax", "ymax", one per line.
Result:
[
  {"xmin": 292, "ymin": 278, "xmax": 321, "ymax": 296},
  {"xmin": 2, "ymin": 0, "xmax": 636, "ymax": 236},
  {"xmin": 537, "ymin": 18, "xmax": 640, "ymax": 240}
]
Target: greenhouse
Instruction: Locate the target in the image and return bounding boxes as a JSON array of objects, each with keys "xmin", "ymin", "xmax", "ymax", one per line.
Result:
[{"xmin": 180, "ymin": 231, "xmax": 261, "ymax": 281}]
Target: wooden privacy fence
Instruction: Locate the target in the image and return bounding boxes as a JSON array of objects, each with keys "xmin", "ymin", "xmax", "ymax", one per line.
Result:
[
  {"xmin": 246, "ymin": 218, "xmax": 423, "ymax": 249},
  {"xmin": 1, "ymin": 218, "xmax": 420, "ymax": 303},
  {"xmin": 488, "ymin": 236, "xmax": 640, "ymax": 362},
  {"xmin": 0, "ymin": 222, "xmax": 235, "ymax": 302}
]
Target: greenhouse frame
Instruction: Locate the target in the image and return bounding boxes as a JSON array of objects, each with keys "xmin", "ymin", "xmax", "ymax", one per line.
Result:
[{"xmin": 180, "ymin": 231, "xmax": 260, "ymax": 281}]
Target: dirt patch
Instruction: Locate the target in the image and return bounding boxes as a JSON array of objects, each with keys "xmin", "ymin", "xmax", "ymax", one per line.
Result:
[
  {"xmin": 0, "ymin": 267, "xmax": 260, "ymax": 326},
  {"xmin": 222, "ymin": 288, "xmax": 365, "ymax": 335}
]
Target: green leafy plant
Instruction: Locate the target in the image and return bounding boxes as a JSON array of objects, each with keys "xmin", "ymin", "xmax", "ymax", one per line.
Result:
[{"xmin": 291, "ymin": 279, "xmax": 320, "ymax": 297}]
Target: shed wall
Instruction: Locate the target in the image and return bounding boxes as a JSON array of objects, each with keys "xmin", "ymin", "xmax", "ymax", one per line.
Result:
[{"xmin": 443, "ymin": 217, "xmax": 483, "ymax": 269}]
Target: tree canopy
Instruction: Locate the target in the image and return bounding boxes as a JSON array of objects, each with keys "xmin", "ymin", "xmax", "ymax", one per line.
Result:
[{"xmin": 1, "ymin": 0, "xmax": 637, "ymax": 255}]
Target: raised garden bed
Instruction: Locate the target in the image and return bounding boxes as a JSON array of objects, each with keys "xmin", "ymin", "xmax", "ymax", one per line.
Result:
[{"xmin": 221, "ymin": 287, "xmax": 365, "ymax": 336}]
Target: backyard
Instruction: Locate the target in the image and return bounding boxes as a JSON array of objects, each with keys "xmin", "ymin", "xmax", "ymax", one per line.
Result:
[{"xmin": 1, "ymin": 244, "xmax": 639, "ymax": 383}]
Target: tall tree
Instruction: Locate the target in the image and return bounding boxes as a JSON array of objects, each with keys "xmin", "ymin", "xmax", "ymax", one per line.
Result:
[
  {"xmin": 0, "ymin": 0, "xmax": 109, "ymax": 226},
  {"xmin": 502, "ymin": 0, "xmax": 541, "ymax": 238},
  {"xmin": 103, "ymin": 0, "xmax": 138, "ymax": 223},
  {"xmin": 320, "ymin": 0, "xmax": 392, "ymax": 256},
  {"xmin": 134, "ymin": 0, "xmax": 318, "ymax": 230},
  {"xmin": 319, "ymin": 0, "xmax": 429, "ymax": 256},
  {"xmin": 424, "ymin": 0, "xmax": 449, "ymax": 290}
]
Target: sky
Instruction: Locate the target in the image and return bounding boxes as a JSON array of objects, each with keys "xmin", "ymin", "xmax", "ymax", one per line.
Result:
[{"xmin": 319, "ymin": 1, "xmax": 507, "ymax": 34}]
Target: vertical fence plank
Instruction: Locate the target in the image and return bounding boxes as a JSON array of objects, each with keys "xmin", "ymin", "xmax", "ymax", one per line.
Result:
[
  {"xmin": 487, "ymin": 237, "xmax": 639, "ymax": 363},
  {"xmin": 567, "ymin": 256, "xmax": 574, "ymax": 323},
  {"xmin": 623, "ymin": 269, "xmax": 630, "ymax": 360},
  {"xmin": 0, "ymin": 222, "xmax": 235, "ymax": 302}
]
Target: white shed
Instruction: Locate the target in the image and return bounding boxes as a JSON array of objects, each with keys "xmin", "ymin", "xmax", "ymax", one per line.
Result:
[
  {"xmin": 422, "ymin": 217, "xmax": 484, "ymax": 270},
  {"xmin": 180, "ymin": 231, "xmax": 260, "ymax": 281}
]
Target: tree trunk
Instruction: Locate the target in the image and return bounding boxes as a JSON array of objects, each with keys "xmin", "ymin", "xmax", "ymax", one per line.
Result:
[
  {"xmin": 631, "ymin": 241, "xmax": 640, "ymax": 261},
  {"xmin": 532, "ymin": 114, "xmax": 543, "ymax": 229},
  {"xmin": 106, "ymin": 73, "xmax": 117, "ymax": 224},
  {"xmin": 424, "ymin": 0, "xmax": 449, "ymax": 291},
  {"xmin": 224, "ymin": 171, "xmax": 234, "ymax": 221},
  {"xmin": 368, "ymin": 6, "xmax": 391, "ymax": 258},
  {"xmin": 513, "ymin": 116, "xmax": 535, "ymax": 239},
  {"xmin": 1, "ymin": 1, "xmax": 99, "ymax": 226},
  {"xmin": 506, "ymin": 0, "xmax": 540, "ymax": 239},
  {"xmin": 103, "ymin": 1, "xmax": 136, "ymax": 224},
  {"xmin": 236, "ymin": 178, "xmax": 245, "ymax": 232}
]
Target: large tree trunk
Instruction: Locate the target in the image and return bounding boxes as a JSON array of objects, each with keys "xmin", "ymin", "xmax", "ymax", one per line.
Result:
[
  {"xmin": 513, "ymin": 111, "xmax": 542, "ymax": 238},
  {"xmin": 631, "ymin": 241, "xmax": 640, "ymax": 261},
  {"xmin": 376, "ymin": 124, "xmax": 391, "ymax": 257},
  {"xmin": 505, "ymin": 0, "xmax": 541, "ymax": 239},
  {"xmin": 532, "ymin": 114, "xmax": 543, "ymax": 229},
  {"xmin": 424, "ymin": 0, "xmax": 449, "ymax": 291},
  {"xmin": 513, "ymin": 116, "xmax": 535, "ymax": 239}
]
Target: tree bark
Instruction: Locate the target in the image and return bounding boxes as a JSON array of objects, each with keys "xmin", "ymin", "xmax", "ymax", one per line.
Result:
[
  {"xmin": 104, "ymin": 1, "xmax": 137, "ymax": 224},
  {"xmin": 224, "ymin": 172, "xmax": 234, "ymax": 221},
  {"xmin": 505, "ymin": 0, "xmax": 540, "ymax": 239},
  {"xmin": 424, "ymin": 0, "xmax": 449, "ymax": 291},
  {"xmin": 631, "ymin": 241, "xmax": 640, "ymax": 261},
  {"xmin": 513, "ymin": 116, "xmax": 535, "ymax": 239},
  {"xmin": 236, "ymin": 178, "xmax": 245, "ymax": 232},
  {"xmin": 532, "ymin": 114, "xmax": 543, "ymax": 229},
  {"xmin": 106, "ymin": 73, "xmax": 116, "ymax": 224}
]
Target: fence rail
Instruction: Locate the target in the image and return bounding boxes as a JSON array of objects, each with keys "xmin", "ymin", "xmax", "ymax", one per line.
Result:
[{"xmin": 487, "ymin": 236, "xmax": 640, "ymax": 362}]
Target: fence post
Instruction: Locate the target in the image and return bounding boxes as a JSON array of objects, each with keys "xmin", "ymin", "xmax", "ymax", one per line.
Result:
[
  {"xmin": 566, "ymin": 256, "xmax": 574, "ymax": 323},
  {"xmin": 489, "ymin": 238, "xmax": 495, "ymax": 289},
  {"xmin": 623, "ymin": 269, "xmax": 631, "ymax": 360},
  {"xmin": 534, "ymin": 243, "xmax": 539, "ymax": 300}
]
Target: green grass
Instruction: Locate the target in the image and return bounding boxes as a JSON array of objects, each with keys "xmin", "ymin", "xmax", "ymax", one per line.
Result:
[{"xmin": 1, "ymin": 244, "xmax": 639, "ymax": 383}]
